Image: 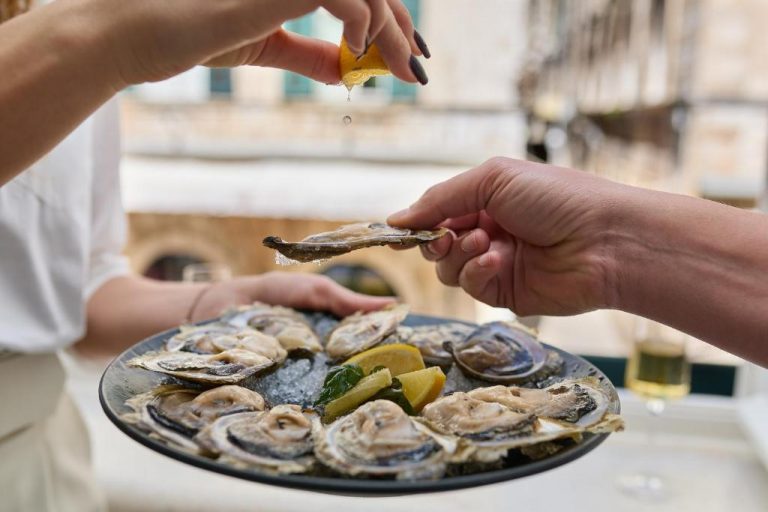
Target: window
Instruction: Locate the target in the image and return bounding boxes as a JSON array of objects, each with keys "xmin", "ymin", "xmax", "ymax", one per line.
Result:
[
  {"xmin": 143, "ymin": 254, "xmax": 205, "ymax": 282},
  {"xmin": 209, "ymin": 69, "xmax": 233, "ymax": 98},
  {"xmin": 283, "ymin": 15, "xmax": 315, "ymax": 99}
]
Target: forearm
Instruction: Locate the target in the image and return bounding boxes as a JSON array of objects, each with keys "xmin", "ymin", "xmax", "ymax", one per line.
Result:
[
  {"xmin": 77, "ymin": 271, "xmax": 393, "ymax": 355},
  {"xmin": 78, "ymin": 275, "xmax": 207, "ymax": 356},
  {"xmin": 612, "ymin": 190, "xmax": 768, "ymax": 364},
  {"xmin": 0, "ymin": 0, "xmax": 122, "ymax": 185}
]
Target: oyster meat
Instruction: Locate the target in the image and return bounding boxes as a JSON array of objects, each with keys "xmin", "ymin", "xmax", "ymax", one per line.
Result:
[
  {"xmin": 405, "ymin": 323, "xmax": 475, "ymax": 366},
  {"xmin": 421, "ymin": 380, "xmax": 624, "ymax": 463},
  {"xmin": 325, "ymin": 304, "xmax": 409, "ymax": 360},
  {"xmin": 123, "ymin": 385, "xmax": 266, "ymax": 451},
  {"xmin": 263, "ymin": 222, "xmax": 448, "ymax": 264},
  {"xmin": 315, "ymin": 400, "xmax": 451, "ymax": 479},
  {"xmin": 445, "ymin": 321, "xmax": 548, "ymax": 383},
  {"xmin": 165, "ymin": 323, "xmax": 241, "ymax": 353},
  {"xmin": 128, "ymin": 348, "xmax": 277, "ymax": 384},
  {"xmin": 420, "ymin": 392, "xmax": 536, "ymax": 463},
  {"xmin": 468, "ymin": 378, "xmax": 610, "ymax": 427},
  {"xmin": 199, "ymin": 404, "xmax": 318, "ymax": 474},
  {"xmin": 166, "ymin": 324, "xmax": 288, "ymax": 364},
  {"xmin": 224, "ymin": 303, "xmax": 322, "ymax": 353}
]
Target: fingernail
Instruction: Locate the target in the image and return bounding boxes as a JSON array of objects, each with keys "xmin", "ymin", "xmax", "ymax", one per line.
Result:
[
  {"xmin": 409, "ymin": 55, "xmax": 429, "ymax": 85},
  {"xmin": 388, "ymin": 208, "xmax": 410, "ymax": 223},
  {"xmin": 478, "ymin": 253, "xmax": 492, "ymax": 267},
  {"xmin": 414, "ymin": 30, "xmax": 431, "ymax": 59},
  {"xmin": 424, "ymin": 242, "xmax": 438, "ymax": 255},
  {"xmin": 461, "ymin": 233, "xmax": 477, "ymax": 253}
]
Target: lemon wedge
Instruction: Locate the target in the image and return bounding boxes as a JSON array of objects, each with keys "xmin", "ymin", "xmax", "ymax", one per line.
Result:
[
  {"xmin": 339, "ymin": 37, "xmax": 390, "ymax": 90},
  {"xmin": 397, "ymin": 366, "xmax": 446, "ymax": 412},
  {"xmin": 344, "ymin": 343, "xmax": 425, "ymax": 376},
  {"xmin": 323, "ymin": 368, "xmax": 392, "ymax": 422}
]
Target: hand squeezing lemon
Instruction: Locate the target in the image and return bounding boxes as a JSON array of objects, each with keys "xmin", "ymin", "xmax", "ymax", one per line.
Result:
[{"xmin": 339, "ymin": 38, "xmax": 391, "ymax": 90}]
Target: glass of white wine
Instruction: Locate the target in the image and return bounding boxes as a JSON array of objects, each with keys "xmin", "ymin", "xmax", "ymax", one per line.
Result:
[{"xmin": 619, "ymin": 318, "xmax": 691, "ymax": 500}]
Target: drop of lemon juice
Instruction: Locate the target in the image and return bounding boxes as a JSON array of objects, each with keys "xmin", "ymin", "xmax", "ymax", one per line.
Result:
[{"xmin": 342, "ymin": 115, "xmax": 352, "ymax": 126}]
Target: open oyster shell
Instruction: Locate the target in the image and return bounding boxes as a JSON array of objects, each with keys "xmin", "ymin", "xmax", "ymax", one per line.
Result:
[
  {"xmin": 128, "ymin": 348, "xmax": 277, "ymax": 384},
  {"xmin": 419, "ymin": 392, "xmax": 537, "ymax": 463},
  {"xmin": 445, "ymin": 321, "xmax": 548, "ymax": 383},
  {"xmin": 420, "ymin": 379, "xmax": 624, "ymax": 464},
  {"xmin": 224, "ymin": 303, "xmax": 322, "ymax": 353},
  {"xmin": 325, "ymin": 304, "xmax": 409, "ymax": 360},
  {"xmin": 263, "ymin": 222, "xmax": 448, "ymax": 264},
  {"xmin": 198, "ymin": 405, "xmax": 318, "ymax": 474},
  {"xmin": 468, "ymin": 377, "xmax": 610, "ymax": 428},
  {"xmin": 404, "ymin": 322, "xmax": 475, "ymax": 367},
  {"xmin": 165, "ymin": 323, "xmax": 241, "ymax": 353},
  {"xmin": 123, "ymin": 385, "xmax": 266, "ymax": 452},
  {"xmin": 314, "ymin": 400, "xmax": 452, "ymax": 479},
  {"xmin": 166, "ymin": 324, "xmax": 288, "ymax": 364}
]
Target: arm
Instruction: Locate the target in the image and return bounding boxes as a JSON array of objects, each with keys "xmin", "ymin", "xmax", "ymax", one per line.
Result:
[
  {"xmin": 77, "ymin": 272, "xmax": 394, "ymax": 356},
  {"xmin": 388, "ymin": 157, "xmax": 768, "ymax": 366},
  {"xmin": 0, "ymin": 0, "xmax": 423, "ymax": 185}
]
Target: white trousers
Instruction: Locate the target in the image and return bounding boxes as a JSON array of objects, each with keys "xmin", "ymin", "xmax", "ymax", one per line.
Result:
[{"xmin": 0, "ymin": 354, "xmax": 106, "ymax": 512}]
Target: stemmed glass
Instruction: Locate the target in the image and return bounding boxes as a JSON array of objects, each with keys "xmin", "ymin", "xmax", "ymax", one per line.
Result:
[{"xmin": 618, "ymin": 318, "xmax": 691, "ymax": 500}]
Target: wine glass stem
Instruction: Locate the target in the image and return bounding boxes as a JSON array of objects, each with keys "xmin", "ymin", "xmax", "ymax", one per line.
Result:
[{"xmin": 645, "ymin": 398, "xmax": 665, "ymax": 452}]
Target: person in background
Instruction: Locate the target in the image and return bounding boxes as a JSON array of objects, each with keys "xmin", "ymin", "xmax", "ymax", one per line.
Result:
[
  {"xmin": 388, "ymin": 157, "xmax": 768, "ymax": 367},
  {"xmin": 0, "ymin": 0, "xmax": 429, "ymax": 509}
]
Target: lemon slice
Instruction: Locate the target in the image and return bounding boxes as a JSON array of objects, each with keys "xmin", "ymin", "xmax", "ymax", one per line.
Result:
[
  {"xmin": 323, "ymin": 368, "xmax": 392, "ymax": 422},
  {"xmin": 344, "ymin": 343, "xmax": 425, "ymax": 376},
  {"xmin": 397, "ymin": 366, "xmax": 446, "ymax": 412},
  {"xmin": 339, "ymin": 37, "xmax": 390, "ymax": 90}
]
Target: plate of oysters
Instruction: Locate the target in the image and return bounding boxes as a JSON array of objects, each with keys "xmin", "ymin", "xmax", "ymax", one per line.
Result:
[{"xmin": 100, "ymin": 224, "xmax": 624, "ymax": 496}]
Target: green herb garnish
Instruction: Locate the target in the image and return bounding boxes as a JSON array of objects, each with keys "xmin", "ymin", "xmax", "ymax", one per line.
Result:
[
  {"xmin": 370, "ymin": 365, "xmax": 387, "ymax": 374},
  {"xmin": 367, "ymin": 377, "xmax": 415, "ymax": 415},
  {"xmin": 314, "ymin": 364, "xmax": 365, "ymax": 406}
]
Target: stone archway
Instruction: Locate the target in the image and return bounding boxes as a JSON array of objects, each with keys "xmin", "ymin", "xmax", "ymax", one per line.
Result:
[
  {"xmin": 308, "ymin": 248, "xmax": 430, "ymax": 312},
  {"xmin": 128, "ymin": 231, "xmax": 234, "ymax": 276}
]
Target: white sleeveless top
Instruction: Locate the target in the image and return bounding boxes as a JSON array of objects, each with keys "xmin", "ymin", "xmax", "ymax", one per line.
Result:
[{"xmin": 0, "ymin": 99, "xmax": 129, "ymax": 352}]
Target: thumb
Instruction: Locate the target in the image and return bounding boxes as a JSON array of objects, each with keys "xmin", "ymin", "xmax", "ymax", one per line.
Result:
[{"xmin": 387, "ymin": 157, "xmax": 515, "ymax": 229}]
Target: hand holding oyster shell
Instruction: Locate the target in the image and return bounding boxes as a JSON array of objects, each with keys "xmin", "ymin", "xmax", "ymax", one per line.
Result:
[{"xmin": 263, "ymin": 222, "xmax": 448, "ymax": 264}]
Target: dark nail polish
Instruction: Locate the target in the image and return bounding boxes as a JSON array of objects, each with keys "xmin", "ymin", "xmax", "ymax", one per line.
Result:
[
  {"xmin": 409, "ymin": 55, "xmax": 429, "ymax": 85},
  {"xmin": 414, "ymin": 30, "xmax": 431, "ymax": 59}
]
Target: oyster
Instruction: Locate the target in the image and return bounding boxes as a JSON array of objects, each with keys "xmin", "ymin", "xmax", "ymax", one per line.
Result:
[
  {"xmin": 445, "ymin": 321, "xmax": 548, "ymax": 383},
  {"xmin": 468, "ymin": 378, "xmax": 610, "ymax": 427},
  {"xmin": 166, "ymin": 324, "xmax": 287, "ymax": 364},
  {"xmin": 128, "ymin": 348, "xmax": 276, "ymax": 384},
  {"xmin": 325, "ymin": 304, "xmax": 409, "ymax": 360},
  {"xmin": 224, "ymin": 303, "xmax": 322, "ymax": 353},
  {"xmin": 405, "ymin": 323, "xmax": 475, "ymax": 366},
  {"xmin": 420, "ymin": 392, "xmax": 537, "ymax": 463},
  {"xmin": 315, "ymin": 400, "xmax": 451, "ymax": 479},
  {"xmin": 421, "ymin": 383, "xmax": 624, "ymax": 463},
  {"xmin": 165, "ymin": 323, "xmax": 241, "ymax": 353},
  {"xmin": 263, "ymin": 222, "xmax": 449, "ymax": 264},
  {"xmin": 123, "ymin": 385, "xmax": 266, "ymax": 452},
  {"xmin": 198, "ymin": 404, "xmax": 318, "ymax": 474}
]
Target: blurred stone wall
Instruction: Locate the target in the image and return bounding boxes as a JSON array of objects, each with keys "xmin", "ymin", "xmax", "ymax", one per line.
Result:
[{"xmin": 523, "ymin": 0, "xmax": 768, "ymax": 205}]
